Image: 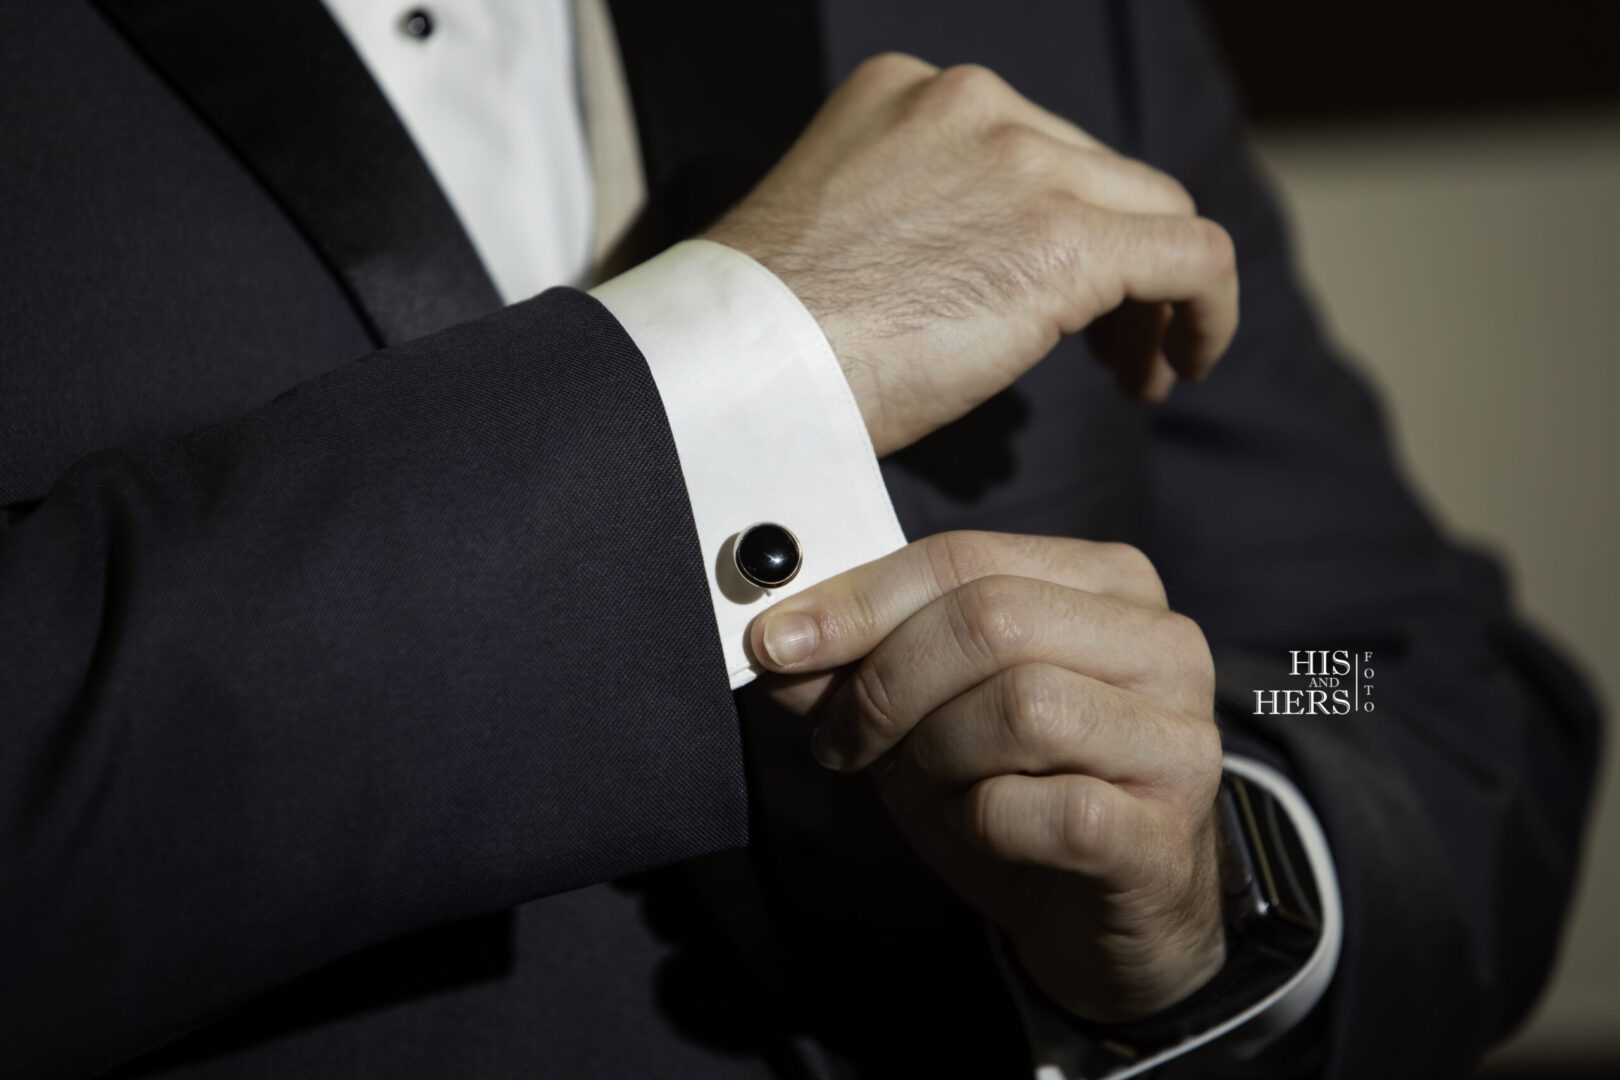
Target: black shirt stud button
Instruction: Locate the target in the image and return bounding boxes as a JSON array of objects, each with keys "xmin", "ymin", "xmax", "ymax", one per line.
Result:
[
  {"xmin": 401, "ymin": 7, "xmax": 434, "ymax": 39},
  {"xmin": 734, "ymin": 523, "xmax": 802, "ymax": 590}
]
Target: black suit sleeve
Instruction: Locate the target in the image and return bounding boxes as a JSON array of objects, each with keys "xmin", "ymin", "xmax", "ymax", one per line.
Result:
[
  {"xmin": 1127, "ymin": 4, "xmax": 1602, "ymax": 1077},
  {"xmin": 0, "ymin": 289, "xmax": 746, "ymax": 1077}
]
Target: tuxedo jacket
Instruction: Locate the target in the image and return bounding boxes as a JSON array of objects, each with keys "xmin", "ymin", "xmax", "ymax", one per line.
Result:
[{"xmin": 0, "ymin": 1, "xmax": 1602, "ymax": 1077}]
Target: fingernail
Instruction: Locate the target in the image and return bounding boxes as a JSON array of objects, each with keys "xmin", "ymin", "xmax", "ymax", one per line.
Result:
[
  {"xmin": 810, "ymin": 728, "xmax": 849, "ymax": 772},
  {"xmin": 761, "ymin": 612, "xmax": 818, "ymax": 667}
]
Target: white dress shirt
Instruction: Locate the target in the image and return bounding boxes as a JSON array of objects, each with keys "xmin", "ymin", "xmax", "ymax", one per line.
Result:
[{"xmin": 320, "ymin": 2, "xmax": 1341, "ymax": 1072}]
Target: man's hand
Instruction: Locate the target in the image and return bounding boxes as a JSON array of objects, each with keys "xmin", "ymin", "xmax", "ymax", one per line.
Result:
[
  {"xmin": 746, "ymin": 532, "xmax": 1227, "ymax": 1023},
  {"xmin": 706, "ymin": 54, "xmax": 1239, "ymax": 457}
]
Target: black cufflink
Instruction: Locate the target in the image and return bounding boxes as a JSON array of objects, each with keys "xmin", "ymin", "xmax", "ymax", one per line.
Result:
[
  {"xmin": 401, "ymin": 7, "xmax": 434, "ymax": 38},
  {"xmin": 733, "ymin": 523, "xmax": 802, "ymax": 590}
]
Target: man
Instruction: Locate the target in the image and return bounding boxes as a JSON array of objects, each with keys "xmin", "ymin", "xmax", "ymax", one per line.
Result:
[{"xmin": 0, "ymin": 1, "xmax": 1599, "ymax": 1077}]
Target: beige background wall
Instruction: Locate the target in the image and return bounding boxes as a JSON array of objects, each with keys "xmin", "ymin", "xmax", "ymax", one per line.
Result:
[{"xmin": 1252, "ymin": 111, "xmax": 1620, "ymax": 1068}]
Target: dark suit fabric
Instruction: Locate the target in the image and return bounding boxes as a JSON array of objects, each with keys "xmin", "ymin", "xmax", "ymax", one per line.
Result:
[{"xmin": 0, "ymin": 0, "xmax": 1600, "ymax": 1078}]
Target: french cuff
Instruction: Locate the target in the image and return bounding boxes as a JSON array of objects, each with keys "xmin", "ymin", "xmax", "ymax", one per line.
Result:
[
  {"xmin": 1000, "ymin": 754, "xmax": 1344, "ymax": 1080},
  {"xmin": 590, "ymin": 239, "xmax": 907, "ymax": 689}
]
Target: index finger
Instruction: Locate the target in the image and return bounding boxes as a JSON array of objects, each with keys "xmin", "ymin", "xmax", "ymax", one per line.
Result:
[{"xmin": 749, "ymin": 531, "xmax": 1166, "ymax": 674}]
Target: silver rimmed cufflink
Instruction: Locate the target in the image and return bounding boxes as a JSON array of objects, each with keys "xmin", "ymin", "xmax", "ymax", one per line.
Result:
[{"xmin": 733, "ymin": 522, "xmax": 802, "ymax": 590}]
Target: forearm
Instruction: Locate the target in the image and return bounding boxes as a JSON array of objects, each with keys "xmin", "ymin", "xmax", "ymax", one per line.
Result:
[{"xmin": 0, "ymin": 289, "xmax": 745, "ymax": 1076}]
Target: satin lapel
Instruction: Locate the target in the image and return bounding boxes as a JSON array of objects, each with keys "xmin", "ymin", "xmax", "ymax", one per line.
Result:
[
  {"xmin": 606, "ymin": 0, "xmax": 827, "ymax": 250},
  {"xmin": 93, "ymin": 0, "xmax": 501, "ymax": 346}
]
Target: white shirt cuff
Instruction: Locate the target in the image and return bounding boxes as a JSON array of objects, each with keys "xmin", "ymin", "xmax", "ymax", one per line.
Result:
[
  {"xmin": 1008, "ymin": 754, "xmax": 1343, "ymax": 1079},
  {"xmin": 590, "ymin": 239, "xmax": 907, "ymax": 689}
]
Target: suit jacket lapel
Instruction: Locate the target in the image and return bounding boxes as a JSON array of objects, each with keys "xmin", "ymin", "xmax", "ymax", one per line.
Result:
[{"xmin": 93, "ymin": 0, "xmax": 501, "ymax": 346}]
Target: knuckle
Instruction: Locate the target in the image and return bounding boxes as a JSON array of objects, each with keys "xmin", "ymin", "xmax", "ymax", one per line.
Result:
[
  {"xmin": 924, "ymin": 530, "xmax": 997, "ymax": 593},
  {"xmin": 1000, "ymin": 663, "xmax": 1068, "ymax": 746},
  {"xmin": 985, "ymin": 123, "xmax": 1053, "ymax": 172},
  {"xmin": 1135, "ymin": 165, "xmax": 1196, "ymax": 215},
  {"xmin": 852, "ymin": 51, "xmax": 933, "ymax": 86},
  {"xmin": 1029, "ymin": 193, "xmax": 1099, "ymax": 272},
  {"xmin": 813, "ymin": 586, "xmax": 881, "ymax": 656},
  {"xmin": 1102, "ymin": 542, "xmax": 1165, "ymax": 600},
  {"xmin": 1030, "ymin": 186, "xmax": 1088, "ymax": 234},
  {"xmin": 952, "ymin": 575, "xmax": 1031, "ymax": 662},
  {"xmin": 1014, "ymin": 190, "xmax": 1091, "ymax": 282},
  {"xmin": 1162, "ymin": 612, "xmax": 1216, "ymax": 697},
  {"xmin": 1164, "ymin": 176, "xmax": 1198, "ymax": 215},
  {"xmin": 906, "ymin": 63, "xmax": 1014, "ymax": 125},
  {"xmin": 1160, "ymin": 609, "xmax": 1204, "ymax": 653},
  {"xmin": 1059, "ymin": 781, "xmax": 1111, "ymax": 863},
  {"xmin": 929, "ymin": 62, "xmax": 1008, "ymax": 106},
  {"xmin": 851, "ymin": 660, "xmax": 902, "ymax": 739},
  {"xmin": 1192, "ymin": 217, "xmax": 1237, "ymax": 275}
]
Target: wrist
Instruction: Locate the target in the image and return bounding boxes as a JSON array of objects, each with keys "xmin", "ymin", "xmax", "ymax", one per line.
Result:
[
  {"xmin": 1012, "ymin": 763, "xmax": 1339, "ymax": 1056},
  {"xmin": 700, "ymin": 225, "xmax": 896, "ymax": 456},
  {"xmin": 1009, "ymin": 818, "xmax": 1228, "ymax": 1024}
]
